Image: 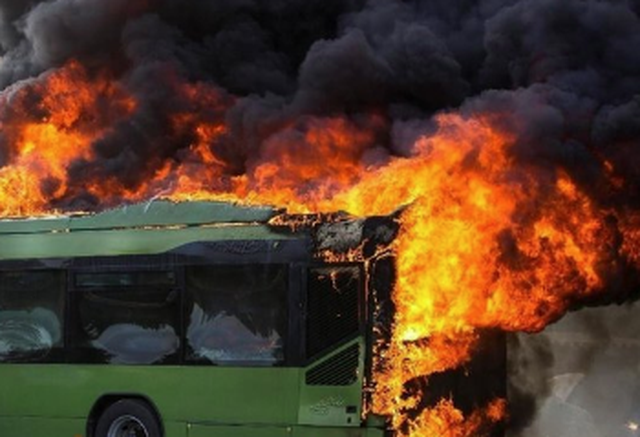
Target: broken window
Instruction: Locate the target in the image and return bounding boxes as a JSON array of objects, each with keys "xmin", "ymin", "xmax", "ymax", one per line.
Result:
[
  {"xmin": 306, "ymin": 266, "xmax": 361, "ymax": 359},
  {"xmin": 185, "ymin": 264, "xmax": 287, "ymax": 366},
  {"xmin": 0, "ymin": 270, "xmax": 65, "ymax": 362},
  {"xmin": 71, "ymin": 271, "xmax": 180, "ymax": 364}
]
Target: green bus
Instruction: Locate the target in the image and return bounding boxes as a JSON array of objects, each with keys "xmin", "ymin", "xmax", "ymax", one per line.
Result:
[{"xmin": 0, "ymin": 201, "xmax": 397, "ymax": 437}]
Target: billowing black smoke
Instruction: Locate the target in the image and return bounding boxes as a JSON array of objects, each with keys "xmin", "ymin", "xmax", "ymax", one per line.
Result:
[{"xmin": 1, "ymin": 0, "xmax": 639, "ymax": 205}]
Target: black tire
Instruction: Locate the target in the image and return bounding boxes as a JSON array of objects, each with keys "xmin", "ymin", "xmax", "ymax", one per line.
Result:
[{"xmin": 94, "ymin": 399, "xmax": 161, "ymax": 437}]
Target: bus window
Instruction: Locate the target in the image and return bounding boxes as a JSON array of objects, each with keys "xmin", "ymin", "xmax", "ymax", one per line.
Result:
[
  {"xmin": 306, "ymin": 266, "xmax": 361, "ymax": 359},
  {"xmin": 75, "ymin": 271, "xmax": 175, "ymax": 288},
  {"xmin": 0, "ymin": 270, "xmax": 65, "ymax": 362},
  {"xmin": 71, "ymin": 271, "xmax": 180, "ymax": 364},
  {"xmin": 185, "ymin": 264, "xmax": 287, "ymax": 366}
]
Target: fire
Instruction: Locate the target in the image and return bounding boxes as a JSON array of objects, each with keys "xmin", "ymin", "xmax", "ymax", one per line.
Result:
[
  {"xmin": 0, "ymin": 58, "xmax": 638, "ymax": 437},
  {"xmin": 344, "ymin": 115, "xmax": 620, "ymax": 435},
  {"xmin": 401, "ymin": 398, "xmax": 507, "ymax": 437},
  {"xmin": 0, "ymin": 122, "xmax": 91, "ymax": 215},
  {"xmin": 169, "ymin": 114, "xmax": 386, "ymax": 211},
  {"xmin": 0, "ymin": 60, "xmax": 135, "ymax": 216}
]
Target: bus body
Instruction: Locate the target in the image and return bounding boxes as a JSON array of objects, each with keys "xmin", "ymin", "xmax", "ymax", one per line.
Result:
[{"xmin": 0, "ymin": 201, "xmax": 396, "ymax": 437}]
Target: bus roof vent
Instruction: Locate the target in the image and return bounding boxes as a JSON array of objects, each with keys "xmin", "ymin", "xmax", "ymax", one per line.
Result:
[{"xmin": 305, "ymin": 343, "xmax": 360, "ymax": 386}]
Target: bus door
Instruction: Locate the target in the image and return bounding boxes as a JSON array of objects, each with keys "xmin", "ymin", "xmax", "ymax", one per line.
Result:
[{"xmin": 298, "ymin": 265, "xmax": 365, "ymax": 428}]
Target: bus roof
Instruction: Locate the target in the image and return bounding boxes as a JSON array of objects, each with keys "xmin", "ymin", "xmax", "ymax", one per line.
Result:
[
  {"xmin": 0, "ymin": 201, "xmax": 297, "ymax": 261},
  {"xmin": 0, "ymin": 200, "xmax": 279, "ymax": 235}
]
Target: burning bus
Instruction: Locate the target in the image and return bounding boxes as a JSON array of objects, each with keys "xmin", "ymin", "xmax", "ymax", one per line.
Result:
[
  {"xmin": 0, "ymin": 200, "xmax": 505, "ymax": 437},
  {"xmin": 1, "ymin": 1, "xmax": 640, "ymax": 437},
  {"xmin": 0, "ymin": 200, "xmax": 390, "ymax": 437}
]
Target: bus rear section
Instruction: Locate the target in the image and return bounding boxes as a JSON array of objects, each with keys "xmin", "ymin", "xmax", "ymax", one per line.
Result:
[{"xmin": 0, "ymin": 201, "xmax": 394, "ymax": 437}]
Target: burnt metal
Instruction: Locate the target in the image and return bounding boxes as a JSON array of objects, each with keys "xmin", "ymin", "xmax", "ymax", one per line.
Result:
[{"xmin": 362, "ymin": 214, "xmax": 401, "ymax": 259}]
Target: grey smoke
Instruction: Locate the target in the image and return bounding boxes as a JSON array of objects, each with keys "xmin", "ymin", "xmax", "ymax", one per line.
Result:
[{"xmin": 508, "ymin": 301, "xmax": 640, "ymax": 437}]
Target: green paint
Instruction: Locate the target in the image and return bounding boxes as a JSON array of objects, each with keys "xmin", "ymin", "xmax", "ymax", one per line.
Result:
[
  {"xmin": 0, "ymin": 352, "xmax": 382, "ymax": 437},
  {"xmin": 0, "ymin": 365, "xmax": 299, "ymax": 424},
  {"xmin": 298, "ymin": 340, "xmax": 364, "ymax": 427},
  {"xmin": 0, "ymin": 417, "xmax": 86, "ymax": 437},
  {"xmin": 0, "ymin": 225, "xmax": 294, "ymax": 260},
  {"xmin": 0, "ymin": 200, "xmax": 291, "ymax": 260},
  {"xmin": 0, "ymin": 201, "xmax": 278, "ymax": 235}
]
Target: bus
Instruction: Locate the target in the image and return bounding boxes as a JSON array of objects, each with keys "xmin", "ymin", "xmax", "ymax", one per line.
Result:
[{"xmin": 0, "ymin": 200, "xmax": 397, "ymax": 437}]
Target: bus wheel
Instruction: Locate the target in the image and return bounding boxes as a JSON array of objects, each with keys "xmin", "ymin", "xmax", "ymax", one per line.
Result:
[{"xmin": 95, "ymin": 399, "xmax": 161, "ymax": 437}]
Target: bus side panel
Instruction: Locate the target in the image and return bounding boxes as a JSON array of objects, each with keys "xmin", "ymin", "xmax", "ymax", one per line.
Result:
[
  {"xmin": 0, "ymin": 365, "xmax": 300, "ymax": 427},
  {"xmin": 298, "ymin": 339, "xmax": 365, "ymax": 427},
  {"xmin": 187, "ymin": 424, "xmax": 290, "ymax": 437},
  {"xmin": 0, "ymin": 416, "xmax": 85, "ymax": 437},
  {"xmin": 164, "ymin": 421, "xmax": 188, "ymax": 437}
]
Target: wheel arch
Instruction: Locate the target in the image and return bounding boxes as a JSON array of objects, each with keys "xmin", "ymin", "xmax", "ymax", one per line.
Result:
[{"xmin": 86, "ymin": 393, "xmax": 165, "ymax": 437}]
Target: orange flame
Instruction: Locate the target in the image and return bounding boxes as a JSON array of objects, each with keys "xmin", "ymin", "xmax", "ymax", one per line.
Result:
[
  {"xmin": 0, "ymin": 60, "xmax": 135, "ymax": 216},
  {"xmin": 402, "ymin": 398, "xmax": 506, "ymax": 437}
]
